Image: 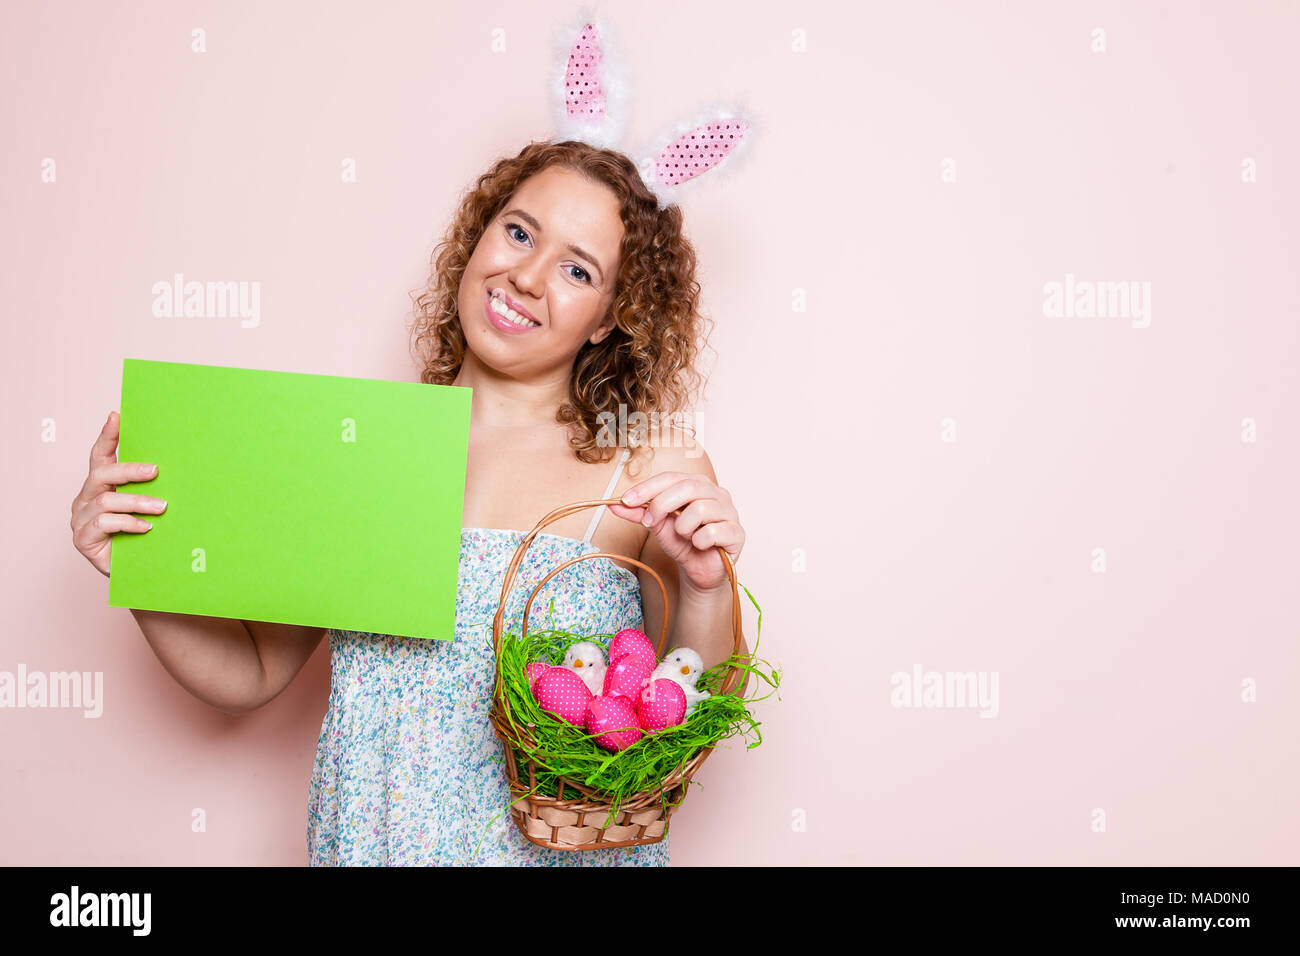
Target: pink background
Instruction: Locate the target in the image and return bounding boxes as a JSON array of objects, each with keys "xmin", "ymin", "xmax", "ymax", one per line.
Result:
[{"xmin": 3, "ymin": 0, "xmax": 1297, "ymax": 865}]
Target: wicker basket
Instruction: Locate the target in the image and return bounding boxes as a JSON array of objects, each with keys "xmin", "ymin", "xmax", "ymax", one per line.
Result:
[{"xmin": 487, "ymin": 497, "xmax": 743, "ymax": 851}]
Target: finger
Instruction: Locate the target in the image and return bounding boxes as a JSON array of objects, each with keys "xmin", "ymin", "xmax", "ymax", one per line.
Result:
[
  {"xmin": 74, "ymin": 510, "xmax": 154, "ymax": 546},
  {"xmin": 619, "ymin": 471, "xmax": 688, "ymax": 509},
  {"xmin": 636, "ymin": 477, "xmax": 719, "ymax": 527},
  {"xmin": 71, "ymin": 491, "xmax": 167, "ymax": 533},
  {"xmin": 689, "ymin": 519, "xmax": 744, "ymax": 558},
  {"xmin": 670, "ymin": 497, "xmax": 733, "ymax": 539},
  {"xmin": 606, "ymin": 502, "xmax": 648, "ymax": 523},
  {"xmin": 93, "ymin": 459, "xmax": 159, "ymax": 491},
  {"xmin": 89, "ymin": 410, "xmax": 120, "ymax": 469},
  {"xmin": 609, "ymin": 501, "xmax": 688, "ymax": 534},
  {"xmin": 75, "ymin": 460, "xmax": 159, "ymax": 513}
]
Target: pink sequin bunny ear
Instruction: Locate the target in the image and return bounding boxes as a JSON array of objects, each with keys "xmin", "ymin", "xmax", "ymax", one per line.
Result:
[
  {"xmin": 546, "ymin": 8, "xmax": 755, "ymax": 209},
  {"xmin": 549, "ymin": 8, "xmax": 628, "ymax": 151},
  {"xmin": 633, "ymin": 100, "xmax": 759, "ymax": 210}
]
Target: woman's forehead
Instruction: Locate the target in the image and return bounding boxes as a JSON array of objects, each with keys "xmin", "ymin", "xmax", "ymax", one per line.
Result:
[
  {"xmin": 505, "ymin": 169, "xmax": 624, "ymax": 275},
  {"xmin": 510, "ymin": 170, "xmax": 622, "ymax": 234}
]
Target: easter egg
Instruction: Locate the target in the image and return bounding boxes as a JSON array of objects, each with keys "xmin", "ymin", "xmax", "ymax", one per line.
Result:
[
  {"xmin": 525, "ymin": 661, "xmax": 549, "ymax": 692},
  {"xmin": 608, "ymin": 628, "xmax": 657, "ymax": 671},
  {"xmin": 603, "ymin": 653, "xmax": 653, "ymax": 701},
  {"xmin": 585, "ymin": 695, "xmax": 643, "ymax": 752},
  {"xmin": 532, "ymin": 666, "xmax": 592, "ymax": 726},
  {"xmin": 636, "ymin": 678, "xmax": 687, "ymax": 732}
]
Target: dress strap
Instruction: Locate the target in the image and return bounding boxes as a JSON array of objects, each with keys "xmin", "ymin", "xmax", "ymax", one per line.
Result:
[{"xmin": 582, "ymin": 447, "xmax": 632, "ymax": 544}]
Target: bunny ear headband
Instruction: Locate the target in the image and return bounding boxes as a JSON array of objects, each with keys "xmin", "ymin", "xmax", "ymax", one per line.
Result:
[{"xmin": 547, "ymin": 7, "xmax": 757, "ymax": 210}]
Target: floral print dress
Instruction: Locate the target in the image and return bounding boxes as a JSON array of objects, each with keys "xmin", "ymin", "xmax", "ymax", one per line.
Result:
[{"xmin": 306, "ymin": 455, "xmax": 669, "ymax": 865}]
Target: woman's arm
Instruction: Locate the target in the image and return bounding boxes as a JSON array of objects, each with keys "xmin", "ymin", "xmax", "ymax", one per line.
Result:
[
  {"xmin": 75, "ymin": 411, "xmax": 327, "ymax": 716},
  {"xmin": 622, "ymin": 442, "xmax": 752, "ymax": 696},
  {"xmin": 131, "ymin": 609, "xmax": 325, "ymax": 715},
  {"xmin": 637, "ymin": 532, "xmax": 751, "ymax": 696}
]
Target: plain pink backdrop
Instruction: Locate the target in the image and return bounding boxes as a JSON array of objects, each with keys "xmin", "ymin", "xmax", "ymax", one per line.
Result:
[{"xmin": 2, "ymin": 0, "xmax": 1297, "ymax": 865}]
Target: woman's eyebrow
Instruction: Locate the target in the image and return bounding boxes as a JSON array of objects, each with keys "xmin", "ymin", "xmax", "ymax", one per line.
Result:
[{"xmin": 501, "ymin": 207, "xmax": 605, "ymax": 283}]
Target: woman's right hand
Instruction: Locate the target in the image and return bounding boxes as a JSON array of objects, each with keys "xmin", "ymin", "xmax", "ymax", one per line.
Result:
[{"xmin": 70, "ymin": 410, "xmax": 168, "ymax": 578}]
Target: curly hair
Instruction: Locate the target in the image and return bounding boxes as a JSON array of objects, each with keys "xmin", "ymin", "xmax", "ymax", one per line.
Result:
[{"xmin": 407, "ymin": 140, "xmax": 712, "ymax": 470}]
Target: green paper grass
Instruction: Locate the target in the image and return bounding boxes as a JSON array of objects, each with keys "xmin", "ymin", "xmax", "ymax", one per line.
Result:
[{"xmin": 484, "ymin": 581, "xmax": 780, "ymax": 849}]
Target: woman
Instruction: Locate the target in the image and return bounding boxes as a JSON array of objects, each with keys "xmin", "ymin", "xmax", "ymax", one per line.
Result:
[{"xmin": 70, "ymin": 140, "xmax": 749, "ymax": 866}]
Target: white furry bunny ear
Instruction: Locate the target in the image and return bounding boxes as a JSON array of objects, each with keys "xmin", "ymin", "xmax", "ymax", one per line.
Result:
[
  {"xmin": 634, "ymin": 102, "xmax": 759, "ymax": 210},
  {"xmin": 549, "ymin": 8, "xmax": 629, "ymax": 150},
  {"xmin": 544, "ymin": 8, "xmax": 756, "ymax": 209}
]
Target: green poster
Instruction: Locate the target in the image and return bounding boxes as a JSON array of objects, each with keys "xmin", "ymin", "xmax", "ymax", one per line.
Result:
[{"xmin": 107, "ymin": 359, "xmax": 471, "ymax": 641}]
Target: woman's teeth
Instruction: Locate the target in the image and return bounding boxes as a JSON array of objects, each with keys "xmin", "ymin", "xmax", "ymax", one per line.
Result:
[{"xmin": 490, "ymin": 294, "xmax": 539, "ymax": 327}]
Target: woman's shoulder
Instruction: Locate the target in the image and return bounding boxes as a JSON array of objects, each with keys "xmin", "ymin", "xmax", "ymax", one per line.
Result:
[{"xmin": 623, "ymin": 424, "xmax": 718, "ymax": 484}]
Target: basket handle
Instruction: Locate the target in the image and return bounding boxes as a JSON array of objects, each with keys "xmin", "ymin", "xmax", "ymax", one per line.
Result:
[
  {"xmin": 490, "ymin": 497, "xmax": 745, "ymax": 698},
  {"xmin": 521, "ymin": 550, "xmax": 671, "ymax": 656}
]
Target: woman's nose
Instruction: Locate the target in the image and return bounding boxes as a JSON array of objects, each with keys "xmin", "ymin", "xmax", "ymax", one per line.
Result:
[{"xmin": 510, "ymin": 253, "xmax": 547, "ymax": 298}]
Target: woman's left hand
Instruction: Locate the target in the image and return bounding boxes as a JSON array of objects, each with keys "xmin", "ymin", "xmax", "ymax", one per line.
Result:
[{"xmin": 608, "ymin": 472, "xmax": 744, "ymax": 594}]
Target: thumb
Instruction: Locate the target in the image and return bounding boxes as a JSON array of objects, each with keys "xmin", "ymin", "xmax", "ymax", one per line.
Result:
[{"xmin": 607, "ymin": 502, "xmax": 647, "ymax": 522}]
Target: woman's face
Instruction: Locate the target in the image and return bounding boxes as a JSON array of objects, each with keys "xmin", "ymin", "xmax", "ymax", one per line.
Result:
[{"xmin": 458, "ymin": 165, "xmax": 625, "ymax": 375}]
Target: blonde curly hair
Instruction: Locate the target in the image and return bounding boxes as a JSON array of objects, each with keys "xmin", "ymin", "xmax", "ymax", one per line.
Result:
[{"xmin": 407, "ymin": 140, "xmax": 712, "ymax": 469}]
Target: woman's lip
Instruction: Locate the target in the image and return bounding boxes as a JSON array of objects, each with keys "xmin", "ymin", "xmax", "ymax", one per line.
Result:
[
  {"xmin": 494, "ymin": 288, "xmax": 537, "ymax": 321},
  {"xmin": 484, "ymin": 288, "xmax": 540, "ymax": 334}
]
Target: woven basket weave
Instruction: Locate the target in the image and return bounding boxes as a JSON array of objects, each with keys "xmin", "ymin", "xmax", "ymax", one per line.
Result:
[{"xmin": 487, "ymin": 497, "xmax": 743, "ymax": 851}]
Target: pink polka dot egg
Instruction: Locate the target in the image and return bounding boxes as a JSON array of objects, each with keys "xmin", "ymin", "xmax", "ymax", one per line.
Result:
[
  {"xmin": 608, "ymin": 628, "xmax": 657, "ymax": 671},
  {"xmin": 637, "ymin": 678, "xmax": 687, "ymax": 732},
  {"xmin": 525, "ymin": 661, "xmax": 550, "ymax": 692},
  {"xmin": 603, "ymin": 652, "xmax": 653, "ymax": 701},
  {"xmin": 585, "ymin": 694, "xmax": 643, "ymax": 752},
  {"xmin": 531, "ymin": 665, "xmax": 592, "ymax": 726}
]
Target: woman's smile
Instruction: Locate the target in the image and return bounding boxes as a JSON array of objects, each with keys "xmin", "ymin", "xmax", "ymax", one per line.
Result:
[{"xmin": 485, "ymin": 287, "xmax": 542, "ymax": 333}]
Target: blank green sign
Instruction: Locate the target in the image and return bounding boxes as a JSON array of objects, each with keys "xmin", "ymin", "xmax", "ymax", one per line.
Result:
[{"xmin": 107, "ymin": 358, "xmax": 472, "ymax": 641}]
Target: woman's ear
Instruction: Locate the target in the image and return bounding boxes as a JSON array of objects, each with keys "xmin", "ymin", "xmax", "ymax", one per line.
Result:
[{"xmin": 588, "ymin": 304, "xmax": 619, "ymax": 346}]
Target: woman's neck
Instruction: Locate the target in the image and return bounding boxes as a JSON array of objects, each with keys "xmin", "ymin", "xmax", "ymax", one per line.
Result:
[{"xmin": 453, "ymin": 352, "xmax": 571, "ymax": 430}]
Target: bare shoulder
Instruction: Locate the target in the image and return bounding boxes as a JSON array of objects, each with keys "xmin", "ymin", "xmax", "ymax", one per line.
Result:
[{"xmin": 623, "ymin": 424, "xmax": 718, "ymax": 484}]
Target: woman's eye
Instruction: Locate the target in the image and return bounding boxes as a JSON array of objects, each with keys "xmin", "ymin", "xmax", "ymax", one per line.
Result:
[{"xmin": 505, "ymin": 222, "xmax": 590, "ymax": 284}]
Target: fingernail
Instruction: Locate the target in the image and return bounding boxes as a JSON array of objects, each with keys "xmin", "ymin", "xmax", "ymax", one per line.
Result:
[
  {"xmin": 641, "ymin": 512, "xmax": 653, "ymax": 527},
  {"xmin": 622, "ymin": 491, "xmax": 638, "ymax": 505},
  {"xmin": 142, "ymin": 464, "xmax": 157, "ymax": 476}
]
